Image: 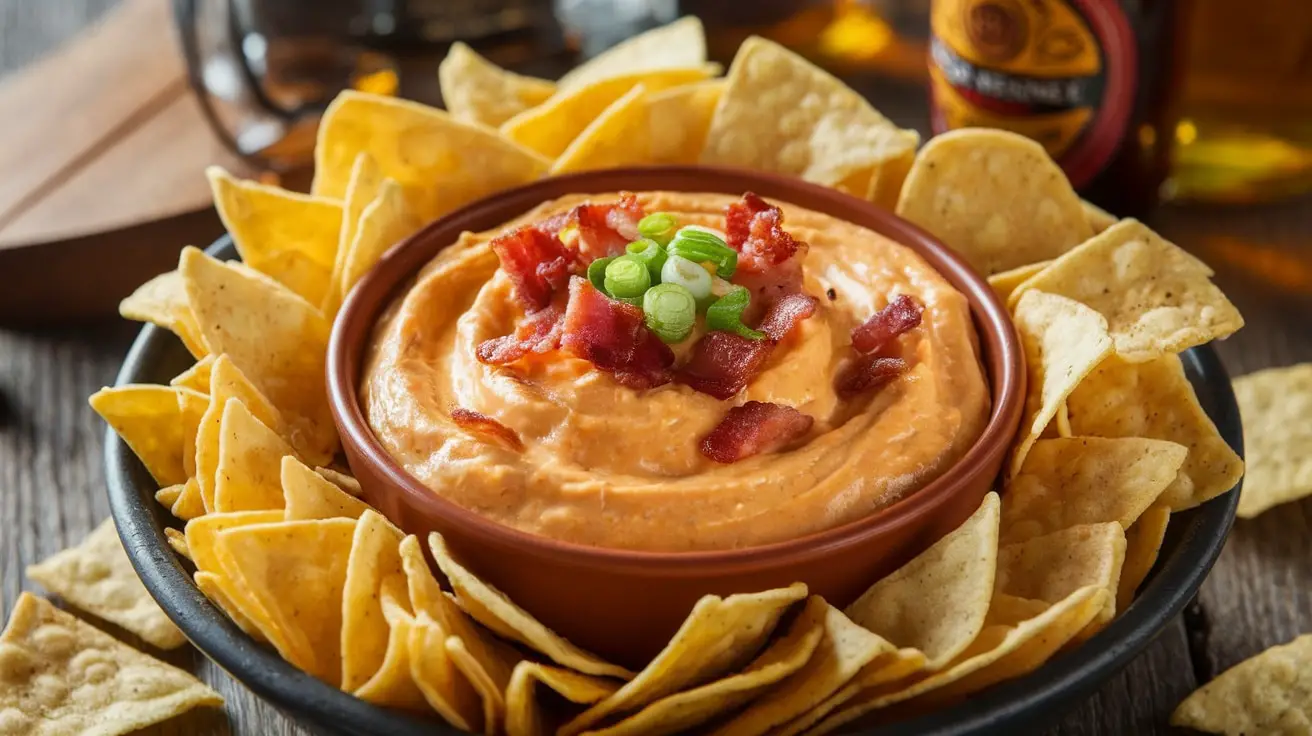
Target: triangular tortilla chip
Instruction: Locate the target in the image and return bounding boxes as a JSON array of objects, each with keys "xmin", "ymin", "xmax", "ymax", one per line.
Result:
[
  {"xmin": 25, "ymin": 519, "xmax": 186, "ymax": 649},
  {"xmin": 555, "ymin": 16, "xmax": 707, "ymax": 91},
  {"xmin": 1233, "ymin": 363, "xmax": 1312, "ymax": 518},
  {"xmin": 446, "ymin": 633, "xmax": 515, "ymax": 736},
  {"xmin": 865, "ymin": 145, "xmax": 916, "ymax": 211},
  {"xmin": 321, "ymin": 152, "xmax": 383, "ymax": 318},
  {"xmin": 1171, "ymin": 633, "xmax": 1312, "ymax": 735},
  {"xmin": 407, "ymin": 613, "xmax": 482, "ymax": 732},
  {"xmin": 551, "ymin": 84, "xmax": 651, "ymax": 174},
  {"xmin": 340, "ymin": 510, "xmax": 405, "ymax": 691},
  {"xmin": 169, "ymin": 354, "xmax": 215, "ymax": 394},
  {"xmin": 186, "ymin": 511, "xmax": 282, "ymax": 641},
  {"xmin": 1118, "ymin": 505, "xmax": 1171, "ymax": 610},
  {"xmin": 439, "ymin": 42, "xmax": 556, "ymax": 127},
  {"xmin": 195, "ymin": 355, "xmax": 286, "ymax": 512},
  {"xmin": 193, "ymin": 570, "xmax": 262, "ymax": 640},
  {"xmin": 282, "ymin": 456, "xmax": 370, "ymax": 521},
  {"xmin": 164, "ymin": 527, "xmax": 191, "ymax": 561},
  {"xmin": 774, "ymin": 648, "xmax": 927, "ymax": 736},
  {"xmin": 354, "ymin": 574, "xmax": 428, "ymax": 710},
  {"xmin": 119, "ymin": 270, "xmax": 208, "ymax": 358},
  {"xmin": 646, "ymin": 80, "xmax": 724, "ymax": 165},
  {"xmin": 170, "ymin": 477, "xmax": 206, "ymax": 522},
  {"xmin": 0, "ymin": 593, "xmax": 221, "ymax": 733},
  {"xmin": 176, "ymin": 387, "xmax": 208, "ymax": 478},
  {"xmin": 213, "ymin": 398, "xmax": 294, "ymax": 512},
  {"xmin": 987, "ymin": 260, "xmax": 1050, "ymax": 302},
  {"xmin": 155, "ymin": 484, "xmax": 183, "ymax": 509},
  {"xmin": 845, "ymin": 493, "xmax": 999, "ymax": 670},
  {"xmin": 996, "ymin": 522, "xmax": 1126, "ymax": 636},
  {"xmin": 339, "ymin": 178, "xmax": 421, "ymax": 300},
  {"xmin": 507, "ymin": 662, "xmax": 620, "ymax": 736},
  {"xmin": 90, "ymin": 384, "xmax": 191, "ymax": 486},
  {"xmin": 313, "ymin": 91, "xmax": 550, "ymax": 223}
]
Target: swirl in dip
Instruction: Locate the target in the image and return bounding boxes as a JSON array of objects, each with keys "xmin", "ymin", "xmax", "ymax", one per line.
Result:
[{"xmin": 362, "ymin": 191, "xmax": 989, "ymax": 551}]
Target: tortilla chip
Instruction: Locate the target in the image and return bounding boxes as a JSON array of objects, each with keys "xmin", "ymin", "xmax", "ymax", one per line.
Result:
[
  {"xmin": 1067, "ymin": 354, "xmax": 1245, "ymax": 510},
  {"xmin": 555, "ymin": 16, "xmax": 707, "ymax": 92},
  {"xmin": 996, "ymin": 522, "xmax": 1126, "ymax": 635},
  {"xmin": 340, "ymin": 510, "xmax": 405, "ymax": 691},
  {"xmin": 119, "ymin": 270, "xmax": 208, "ymax": 358},
  {"xmin": 1082, "ymin": 199, "xmax": 1117, "ymax": 233},
  {"xmin": 313, "ymin": 91, "xmax": 550, "ymax": 223},
  {"xmin": 439, "ymin": 42, "xmax": 556, "ymax": 127},
  {"xmin": 845, "ymin": 492, "xmax": 999, "ymax": 670},
  {"xmin": 339, "ymin": 178, "xmax": 421, "ymax": 300},
  {"xmin": 25, "ymin": 519, "xmax": 185, "ymax": 650},
  {"xmin": 321, "ymin": 152, "xmax": 382, "ymax": 317},
  {"xmin": 805, "ymin": 586, "xmax": 1106, "ymax": 735},
  {"xmin": 1171, "ymin": 633, "xmax": 1312, "ymax": 735},
  {"xmin": 0, "ymin": 593, "xmax": 221, "ymax": 734},
  {"xmin": 353, "ymin": 574, "xmax": 428, "ymax": 710},
  {"xmin": 1009, "ymin": 291, "xmax": 1114, "ymax": 475},
  {"xmin": 701, "ymin": 37, "xmax": 917, "ymax": 195},
  {"xmin": 170, "ymin": 477, "xmax": 206, "ymax": 522},
  {"xmin": 987, "ymin": 260, "xmax": 1050, "ymax": 302},
  {"xmin": 709, "ymin": 598, "xmax": 891, "ymax": 736},
  {"xmin": 645, "ymin": 80, "xmax": 724, "ymax": 165},
  {"xmin": 1006, "ymin": 219, "xmax": 1243, "ymax": 361},
  {"xmin": 170, "ymin": 355, "xmax": 215, "ymax": 394},
  {"xmin": 559, "ymin": 584, "xmax": 808, "ymax": 736},
  {"xmin": 1117, "ymin": 505, "xmax": 1171, "ymax": 610},
  {"xmin": 213, "ymin": 398, "xmax": 294, "ymax": 512},
  {"xmin": 155, "ymin": 484, "xmax": 183, "ymax": 509},
  {"xmin": 1001, "ymin": 437, "xmax": 1187, "ymax": 543},
  {"xmin": 194, "ymin": 355, "xmax": 285, "ymax": 512},
  {"xmin": 866, "ymin": 146, "xmax": 916, "ymax": 211},
  {"xmin": 551, "ymin": 84, "xmax": 651, "ymax": 174},
  {"xmin": 164, "ymin": 527, "xmax": 190, "ymax": 560},
  {"xmin": 282, "ymin": 456, "xmax": 370, "ymax": 521},
  {"xmin": 315, "ymin": 466, "xmax": 363, "ymax": 496},
  {"xmin": 176, "ymin": 388, "xmax": 207, "ymax": 479},
  {"xmin": 185, "ymin": 510, "xmax": 283, "ymax": 640},
  {"xmin": 408, "ymin": 613, "xmax": 482, "ymax": 732},
  {"xmin": 180, "ymin": 246, "xmax": 336, "ymax": 464},
  {"xmin": 428, "ymin": 532, "xmax": 633, "ymax": 679},
  {"xmin": 506, "ymin": 662, "xmax": 620, "ymax": 736},
  {"xmin": 503, "ymin": 67, "xmax": 714, "ymax": 159},
  {"xmin": 775, "ymin": 648, "xmax": 927, "ymax": 736},
  {"xmin": 207, "ymin": 166, "xmax": 342, "ymax": 307},
  {"xmin": 895, "ymin": 128, "xmax": 1093, "ymax": 275},
  {"xmin": 1233, "ymin": 363, "xmax": 1312, "ymax": 518},
  {"xmin": 214, "ymin": 517, "xmax": 357, "ymax": 685},
  {"xmin": 89, "ymin": 384, "xmax": 191, "ymax": 487},
  {"xmin": 446, "ymin": 633, "xmax": 515, "ymax": 736},
  {"xmin": 193, "ymin": 570, "xmax": 262, "ymax": 640}
]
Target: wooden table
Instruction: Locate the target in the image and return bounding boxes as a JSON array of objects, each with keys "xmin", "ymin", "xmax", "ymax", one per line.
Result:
[{"xmin": 3, "ymin": 3, "xmax": 1310, "ymax": 735}]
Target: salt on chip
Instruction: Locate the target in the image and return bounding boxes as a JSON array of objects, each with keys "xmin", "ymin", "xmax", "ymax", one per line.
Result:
[
  {"xmin": 428, "ymin": 532, "xmax": 633, "ymax": 680},
  {"xmin": 90, "ymin": 384, "xmax": 191, "ymax": 487},
  {"xmin": 558, "ymin": 583, "xmax": 807, "ymax": 736},
  {"xmin": 1001, "ymin": 437, "xmax": 1187, "ymax": 543},
  {"xmin": 895, "ymin": 128, "xmax": 1093, "ymax": 275},
  {"xmin": 0, "ymin": 593, "xmax": 221, "ymax": 734},
  {"xmin": 180, "ymin": 246, "xmax": 336, "ymax": 464},
  {"xmin": 340, "ymin": 510, "xmax": 405, "ymax": 692},
  {"xmin": 506, "ymin": 662, "xmax": 620, "ymax": 736},
  {"xmin": 551, "ymin": 84, "xmax": 651, "ymax": 174},
  {"xmin": 555, "ymin": 16, "xmax": 707, "ymax": 92},
  {"xmin": 996, "ymin": 522, "xmax": 1126, "ymax": 636},
  {"xmin": 775, "ymin": 648, "xmax": 927, "ymax": 736},
  {"xmin": 1171, "ymin": 633, "xmax": 1312, "ymax": 735},
  {"xmin": 1233, "ymin": 363, "xmax": 1312, "ymax": 518},
  {"xmin": 354, "ymin": 574, "xmax": 429, "ymax": 710},
  {"xmin": 322, "ymin": 152, "xmax": 382, "ymax": 318},
  {"xmin": 845, "ymin": 492, "xmax": 999, "ymax": 670},
  {"xmin": 195, "ymin": 355, "xmax": 285, "ymax": 512},
  {"xmin": 214, "ymin": 398, "xmax": 294, "ymax": 512},
  {"xmin": 1117, "ymin": 505, "xmax": 1171, "ymax": 611},
  {"xmin": 313, "ymin": 91, "xmax": 550, "ymax": 223},
  {"xmin": 1009, "ymin": 291, "xmax": 1114, "ymax": 475},
  {"xmin": 282, "ymin": 456, "xmax": 370, "ymax": 521},
  {"xmin": 1006, "ymin": 219, "xmax": 1243, "ymax": 361},
  {"xmin": 339, "ymin": 178, "xmax": 422, "ymax": 301},
  {"xmin": 1066, "ymin": 354, "xmax": 1245, "ymax": 510},
  {"xmin": 215, "ymin": 517, "xmax": 357, "ymax": 686},
  {"xmin": 708, "ymin": 597, "xmax": 891, "ymax": 736},
  {"xmin": 119, "ymin": 270, "xmax": 208, "ymax": 357},
  {"xmin": 25, "ymin": 518, "xmax": 186, "ymax": 650},
  {"xmin": 207, "ymin": 166, "xmax": 342, "ymax": 307},
  {"xmin": 502, "ymin": 67, "xmax": 714, "ymax": 159},
  {"xmin": 169, "ymin": 354, "xmax": 215, "ymax": 393},
  {"xmin": 439, "ymin": 42, "xmax": 556, "ymax": 127},
  {"xmin": 987, "ymin": 260, "xmax": 1050, "ymax": 302}
]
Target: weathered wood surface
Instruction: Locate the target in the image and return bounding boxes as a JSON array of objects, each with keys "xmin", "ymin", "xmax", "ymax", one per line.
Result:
[{"xmin": 2, "ymin": 3, "xmax": 1310, "ymax": 735}]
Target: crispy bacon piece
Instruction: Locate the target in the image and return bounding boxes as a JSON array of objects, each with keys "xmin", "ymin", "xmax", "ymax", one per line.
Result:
[
  {"xmin": 551, "ymin": 192, "xmax": 645, "ymax": 261},
  {"xmin": 476, "ymin": 300, "xmax": 566, "ymax": 365},
  {"xmin": 674, "ymin": 332, "xmax": 774, "ymax": 400},
  {"xmin": 835, "ymin": 356, "xmax": 908, "ymax": 399},
  {"xmin": 724, "ymin": 193, "xmax": 809, "ymax": 322},
  {"xmin": 758, "ymin": 293, "xmax": 819, "ymax": 342},
  {"xmin": 450, "ymin": 408, "xmax": 525, "ymax": 452},
  {"xmin": 700, "ymin": 401, "xmax": 814, "ymax": 464},
  {"xmin": 490, "ymin": 225, "xmax": 576, "ymax": 311},
  {"xmin": 560, "ymin": 278, "xmax": 674, "ymax": 389},
  {"xmin": 851, "ymin": 295, "xmax": 923, "ymax": 354}
]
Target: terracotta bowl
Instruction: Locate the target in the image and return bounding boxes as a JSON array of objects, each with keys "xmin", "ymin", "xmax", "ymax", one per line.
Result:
[{"xmin": 326, "ymin": 166, "xmax": 1025, "ymax": 668}]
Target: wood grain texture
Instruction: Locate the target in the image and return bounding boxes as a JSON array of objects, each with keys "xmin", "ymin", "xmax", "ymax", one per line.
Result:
[{"xmin": 1, "ymin": 3, "xmax": 1310, "ymax": 736}]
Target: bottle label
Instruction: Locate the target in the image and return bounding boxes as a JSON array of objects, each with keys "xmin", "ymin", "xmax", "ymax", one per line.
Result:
[{"xmin": 929, "ymin": 0, "xmax": 1137, "ymax": 188}]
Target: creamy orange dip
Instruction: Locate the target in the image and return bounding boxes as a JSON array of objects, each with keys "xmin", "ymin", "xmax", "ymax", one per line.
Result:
[{"xmin": 362, "ymin": 192, "xmax": 990, "ymax": 551}]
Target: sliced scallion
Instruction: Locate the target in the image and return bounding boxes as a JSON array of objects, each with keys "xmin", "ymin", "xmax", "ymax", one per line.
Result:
[
  {"xmin": 637, "ymin": 212, "xmax": 678, "ymax": 246},
  {"xmin": 660, "ymin": 254, "xmax": 713, "ymax": 306},
  {"xmin": 625, "ymin": 239, "xmax": 668, "ymax": 283},
  {"xmin": 668, "ymin": 226, "xmax": 737, "ymax": 278},
  {"xmin": 643, "ymin": 284, "xmax": 697, "ymax": 343},
  {"xmin": 707, "ymin": 286, "xmax": 765, "ymax": 340},
  {"xmin": 587, "ymin": 256, "xmax": 615, "ymax": 292},
  {"xmin": 603, "ymin": 256, "xmax": 651, "ymax": 299}
]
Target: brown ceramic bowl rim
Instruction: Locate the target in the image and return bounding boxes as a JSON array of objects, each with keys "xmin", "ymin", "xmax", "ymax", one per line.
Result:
[{"xmin": 327, "ymin": 165, "xmax": 1025, "ymax": 572}]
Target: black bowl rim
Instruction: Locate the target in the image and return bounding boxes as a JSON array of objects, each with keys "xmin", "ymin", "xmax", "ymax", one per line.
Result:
[{"xmin": 107, "ymin": 237, "xmax": 1242, "ymax": 736}]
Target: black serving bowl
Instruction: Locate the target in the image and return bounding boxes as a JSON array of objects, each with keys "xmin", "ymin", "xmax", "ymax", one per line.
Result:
[{"xmin": 106, "ymin": 236, "xmax": 1242, "ymax": 736}]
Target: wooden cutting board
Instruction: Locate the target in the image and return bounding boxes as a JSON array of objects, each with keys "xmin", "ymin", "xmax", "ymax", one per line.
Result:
[{"xmin": 0, "ymin": 0, "xmax": 252, "ymax": 326}]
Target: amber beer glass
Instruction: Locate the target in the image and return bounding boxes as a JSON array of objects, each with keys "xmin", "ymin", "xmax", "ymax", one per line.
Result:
[{"xmin": 927, "ymin": 0, "xmax": 1187, "ymax": 217}]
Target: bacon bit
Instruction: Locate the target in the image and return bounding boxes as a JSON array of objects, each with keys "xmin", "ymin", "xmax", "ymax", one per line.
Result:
[
  {"xmin": 851, "ymin": 294, "xmax": 923, "ymax": 354},
  {"xmin": 723, "ymin": 193, "xmax": 809, "ymax": 322},
  {"xmin": 758, "ymin": 293, "xmax": 819, "ymax": 342},
  {"xmin": 476, "ymin": 300, "xmax": 566, "ymax": 365},
  {"xmin": 725, "ymin": 192, "xmax": 773, "ymax": 249},
  {"xmin": 675, "ymin": 331, "xmax": 774, "ymax": 400},
  {"xmin": 835, "ymin": 356, "xmax": 908, "ymax": 399},
  {"xmin": 555, "ymin": 192, "xmax": 645, "ymax": 261},
  {"xmin": 700, "ymin": 401, "xmax": 814, "ymax": 464},
  {"xmin": 451, "ymin": 408, "xmax": 525, "ymax": 452},
  {"xmin": 490, "ymin": 225, "xmax": 576, "ymax": 311},
  {"xmin": 560, "ymin": 277, "xmax": 674, "ymax": 389}
]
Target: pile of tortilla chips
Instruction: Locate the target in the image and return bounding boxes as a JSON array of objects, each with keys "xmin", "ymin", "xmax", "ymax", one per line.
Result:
[{"xmin": 75, "ymin": 15, "xmax": 1264, "ymax": 736}]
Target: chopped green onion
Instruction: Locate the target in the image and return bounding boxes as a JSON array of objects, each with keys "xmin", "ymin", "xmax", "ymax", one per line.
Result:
[
  {"xmin": 603, "ymin": 256, "xmax": 651, "ymax": 299},
  {"xmin": 587, "ymin": 256, "xmax": 615, "ymax": 292},
  {"xmin": 707, "ymin": 286, "xmax": 765, "ymax": 340},
  {"xmin": 625, "ymin": 239, "xmax": 668, "ymax": 283},
  {"xmin": 643, "ymin": 284, "xmax": 697, "ymax": 344},
  {"xmin": 668, "ymin": 226, "xmax": 737, "ymax": 278},
  {"xmin": 660, "ymin": 254, "xmax": 713, "ymax": 306},
  {"xmin": 637, "ymin": 212, "xmax": 678, "ymax": 246}
]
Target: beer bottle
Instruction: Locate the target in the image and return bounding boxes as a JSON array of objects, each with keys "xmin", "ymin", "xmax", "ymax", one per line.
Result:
[{"xmin": 927, "ymin": 0, "xmax": 1188, "ymax": 217}]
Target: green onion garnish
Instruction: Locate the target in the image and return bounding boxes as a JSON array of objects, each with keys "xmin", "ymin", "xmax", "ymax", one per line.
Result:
[
  {"xmin": 603, "ymin": 256, "xmax": 651, "ymax": 299},
  {"xmin": 707, "ymin": 286, "xmax": 765, "ymax": 340},
  {"xmin": 643, "ymin": 284, "xmax": 697, "ymax": 343},
  {"xmin": 625, "ymin": 239, "xmax": 668, "ymax": 283},
  {"xmin": 667, "ymin": 226, "xmax": 737, "ymax": 278},
  {"xmin": 587, "ymin": 256, "xmax": 615, "ymax": 292},
  {"xmin": 637, "ymin": 212, "xmax": 678, "ymax": 246},
  {"xmin": 660, "ymin": 254, "xmax": 712, "ymax": 306}
]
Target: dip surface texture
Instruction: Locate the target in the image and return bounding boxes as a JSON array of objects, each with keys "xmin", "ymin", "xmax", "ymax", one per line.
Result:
[{"xmin": 362, "ymin": 192, "xmax": 990, "ymax": 551}]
